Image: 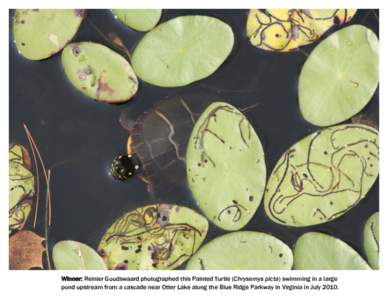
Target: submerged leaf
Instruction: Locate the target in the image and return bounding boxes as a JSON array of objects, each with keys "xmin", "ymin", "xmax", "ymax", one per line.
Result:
[
  {"xmin": 13, "ymin": 9, "xmax": 84, "ymax": 60},
  {"xmin": 132, "ymin": 15, "xmax": 234, "ymax": 87},
  {"xmin": 9, "ymin": 230, "xmax": 45, "ymax": 270},
  {"xmin": 62, "ymin": 42, "xmax": 138, "ymax": 103},
  {"xmin": 299, "ymin": 25, "xmax": 379, "ymax": 126},
  {"xmin": 9, "ymin": 144, "xmax": 34, "ymax": 210},
  {"xmin": 294, "ymin": 232, "xmax": 370, "ymax": 270},
  {"xmin": 9, "ymin": 199, "xmax": 32, "ymax": 235},
  {"xmin": 112, "ymin": 9, "xmax": 162, "ymax": 32},
  {"xmin": 186, "ymin": 102, "xmax": 266, "ymax": 231},
  {"xmin": 98, "ymin": 204, "xmax": 208, "ymax": 270},
  {"xmin": 53, "ymin": 240, "xmax": 107, "ymax": 270},
  {"xmin": 186, "ymin": 231, "xmax": 293, "ymax": 270},
  {"xmin": 264, "ymin": 124, "xmax": 379, "ymax": 227},
  {"xmin": 363, "ymin": 212, "xmax": 379, "ymax": 269},
  {"xmin": 247, "ymin": 9, "xmax": 356, "ymax": 52}
]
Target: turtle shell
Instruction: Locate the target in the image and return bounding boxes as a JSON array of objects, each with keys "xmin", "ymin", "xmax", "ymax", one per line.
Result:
[
  {"xmin": 119, "ymin": 92, "xmax": 259, "ymax": 193},
  {"xmin": 119, "ymin": 93, "xmax": 220, "ymax": 192}
]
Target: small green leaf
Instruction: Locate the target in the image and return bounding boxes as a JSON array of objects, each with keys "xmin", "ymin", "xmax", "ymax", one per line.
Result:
[
  {"xmin": 186, "ymin": 231, "xmax": 293, "ymax": 270},
  {"xmin": 132, "ymin": 15, "xmax": 234, "ymax": 87},
  {"xmin": 53, "ymin": 240, "xmax": 107, "ymax": 270},
  {"xmin": 299, "ymin": 25, "xmax": 379, "ymax": 126},
  {"xmin": 98, "ymin": 204, "xmax": 208, "ymax": 270},
  {"xmin": 112, "ymin": 9, "xmax": 162, "ymax": 32},
  {"xmin": 363, "ymin": 212, "xmax": 379, "ymax": 269},
  {"xmin": 294, "ymin": 232, "xmax": 371, "ymax": 270},
  {"xmin": 264, "ymin": 124, "xmax": 378, "ymax": 227},
  {"xmin": 62, "ymin": 42, "xmax": 138, "ymax": 103},
  {"xmin": 13, "ymin": 9, "xmax": 84, "ymax": 60},
  {"xmin": 186, "ymin": 102, "xmax": 266, "ymax": 231}
]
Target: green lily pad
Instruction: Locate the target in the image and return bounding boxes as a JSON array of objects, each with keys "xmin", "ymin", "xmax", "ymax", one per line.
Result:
[
  {"xmin": 363, "ymin": 212, "xmax": 379, "ymax": 269},
  {"xmin": 299, "ymin": 25, "xmax": 379, "ymax": 126},
  {"xmin": 112, "ymin": 9, "xmax": 162, "ymax": 32},
  {"xmin": 62, "ymin": 42, "xmax": 138, "ymax": 103},
  {"xmin": 264, "ymin": 124, "xmax": 379, "ymax": 227},
  {"xmin": 98, "ymin": 204, "xmax": 208, "ymax": 270},
  {"xmin": 53, "ymin": 240, "xmax": 107, "ymax": 270},
  {"xmin": 186, "ymin": 231, "xmax": 293, "ymax": 270},
  {"xmin": 13, "ymin": 9, "xmax": 84, "ymax": 60},
  {"xmin": 294, "ymin": 232, "xmax": 371, "ymax": 270},
  {"xmin": 186, "ymin": 102, "xmax": 266, "ymax": 231},
  {"xmin": 132, "ymin": 15, "xmax": 234, "ymax": 87},
  {"xmin": 9, "ymin": 144, "xmax": 34, "ymax": 210}
]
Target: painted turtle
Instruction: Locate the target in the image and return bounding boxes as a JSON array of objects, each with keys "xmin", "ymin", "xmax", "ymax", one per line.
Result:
[{"xmin": 116, "ymin": 91, "xmax": 259, "ymax": 194}]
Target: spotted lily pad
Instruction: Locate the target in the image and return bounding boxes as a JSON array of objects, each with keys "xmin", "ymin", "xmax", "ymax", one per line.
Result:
[
  {"xmin": 53, "ymin": 240, "xmax": 107, "ymax": 270},
  {"xmin": 186, "ymin": 102, "xmax": 266, "ymax": 231},
  {"xmin": 299, "ymin": 25, "xmax": 379, "ymax": 126},
  {"xmin": 247, "ymin": 9, "xmax": 356, "ymax": 52},
  {"xmin": 264, "ymin": 124, "xmax": 379, "ymax": 227},
  {"xmin": 294, "ymin": 232, "xmax": 370, "ymax": 269},
  {"xmin": 98, "ymin": 204, "xmax": 208, "ymax": 270},
  {"xmin": 186, "ymin": 231, "xmax": 292, "ymax": 270},
  {"xmin": 13, "ymin": 9, "xmax": 84, "ymax": 60},
  {"xmin": 132, "ymin": 15, "xmax": 234, "ymax": 87},
  {"xmin": 363, "ymin": 212, "xmax": 379, "ymax": 269},
  {"xmin": 112, "ymin": 9, "xmax": 162, "ymax": 32},
  {"xmin": 62, "ymin": 42, "xmax": 138, "ymax": 103},
  {"xmin": 9, "ymin": 144, "xmax": 34, "ymax": 211}
]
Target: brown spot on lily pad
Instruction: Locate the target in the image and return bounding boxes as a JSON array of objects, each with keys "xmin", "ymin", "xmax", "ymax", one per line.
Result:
[{"xmin": 96, "ymin": 71, "xmax": 114, "ymax": 99}]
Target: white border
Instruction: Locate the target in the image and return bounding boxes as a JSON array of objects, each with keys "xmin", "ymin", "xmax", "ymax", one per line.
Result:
[{"xmin": 1, "ymin": 1, "xmax": 386, "ymax": 300}]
